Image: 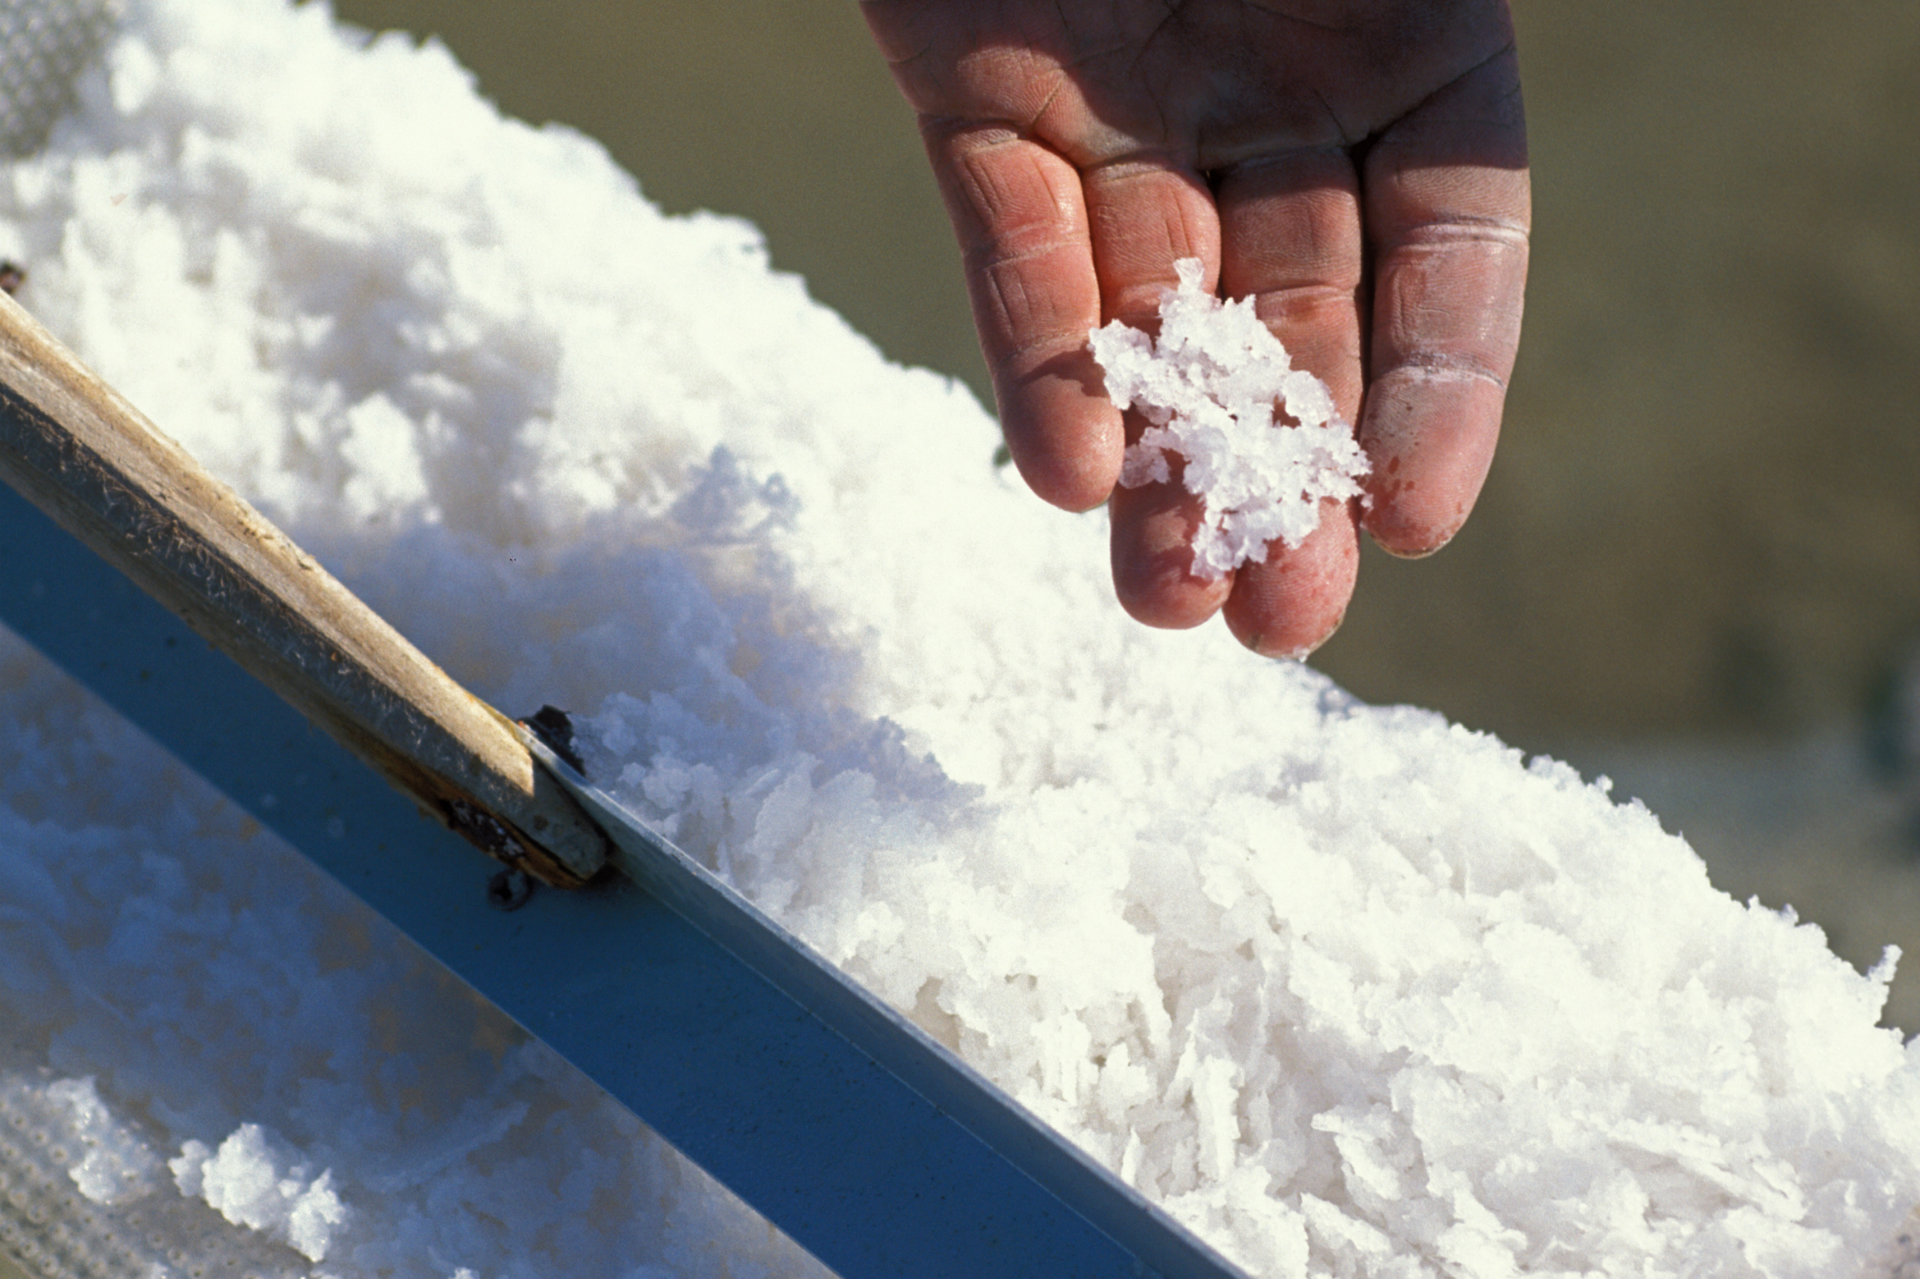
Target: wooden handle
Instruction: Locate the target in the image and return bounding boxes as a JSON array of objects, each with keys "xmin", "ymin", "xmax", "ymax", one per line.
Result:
[{"xmin": 0, "ymin": 292, "xmax": 608, "ymax": 887}]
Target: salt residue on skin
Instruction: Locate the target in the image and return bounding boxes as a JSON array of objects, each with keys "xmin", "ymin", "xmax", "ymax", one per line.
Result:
[
  {"xmin": 1089, "ymin": 258, "xmax": 1369, "ymax": 577},
  {"xmin": 1, "ymin": 0, "xmax": 1917, "ymax": 1276}
]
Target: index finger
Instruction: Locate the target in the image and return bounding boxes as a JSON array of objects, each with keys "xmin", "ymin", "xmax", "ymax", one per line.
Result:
[
  {"xmin": 1359, "ymin": 44, "xmax": 1530, "ymax": 557},
  {"xmin": 920, "ymin": 119, "xmax": 1121, "ymax": 511}
]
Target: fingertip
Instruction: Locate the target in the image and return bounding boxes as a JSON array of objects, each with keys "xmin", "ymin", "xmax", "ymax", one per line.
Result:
[
  {"xmin": 1220, "ymin": 503, "xmax": 1358, "ymax": 659},
  {"xmin": 1369, "ymin": 531, "xmax": 1452, "ymax": 561},
  {"xmin": 1364, "ymin": 505, "xmax": 1462, "ymax": 560},
  {"xmin": 1023, "ymin": 463, "xmax": 1117, "ymax": 514},
  {"xmin": 1010, "ymin": 439, "xmax": 1119, "ymax": 512},
  {"xmin": 1225, "ymin": 608, "xmax": 1346, "ymax": 660},
  {"xmin": 999, "ymin": 350, "xmax": 1124, "ymax": 510},
  {"xmin": 1109, "ymin": 481, "xmax": 1232, "ymax": 629},
  {"xmin": 1358, "ymin": 367, "xmax": 1504, "ymax": 558},
  {"xmin": 1362, "ymin": 467, "xmax": 1469, "ymax": 557},
  {"xmin": 1117, "ymin": 577, "xmax": 1231, "ymax": 631}
]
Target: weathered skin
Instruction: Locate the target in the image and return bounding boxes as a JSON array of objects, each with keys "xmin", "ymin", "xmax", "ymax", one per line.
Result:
[{"xmin": 860, "ymin": 0, "xmax": 1529, "ymax": 656}]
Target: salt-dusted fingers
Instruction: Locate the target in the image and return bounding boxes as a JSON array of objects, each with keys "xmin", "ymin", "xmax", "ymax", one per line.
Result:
[
  {"xmin": 1221, "ymin": 502, "xmax": 1360, "ymax": 659},
  {"xmin": 920, "ymin": 119, "xmax": 1119, "ymax": 511},
  {"xmin": 1358, "ymin": 46, "xmax": 1529, "ymax": 557},
  {"xmin": 1212, "ymin": 148, "xmax": 1366, "ymax": 655}
]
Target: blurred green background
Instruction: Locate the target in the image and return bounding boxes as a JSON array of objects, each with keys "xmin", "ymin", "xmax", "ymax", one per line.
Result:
[{"xmin": 329, "ymin": 0, "xmax": 1920, "ymax": 1028}]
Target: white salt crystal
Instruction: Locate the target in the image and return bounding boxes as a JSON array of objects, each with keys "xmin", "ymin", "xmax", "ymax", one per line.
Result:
[
  {"xmin": 1089, "ymin": 258, "xmax": 1370, "ymax": 577},
  {"xmin": 170, "ymin": 1124, "xmax": 347, "ymax": 1262},
  {"xmin": 42, "ymin": 1076, "xmax": 162, "ymax": 1206}
]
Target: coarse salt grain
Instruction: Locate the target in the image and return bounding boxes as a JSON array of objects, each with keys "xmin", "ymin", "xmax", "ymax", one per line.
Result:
[
  {"xmin": 169, "ymin": 1124, "xmax": 345, "ymax": 1263},
  {"xmin": 1089, "ymin": 258, "xmax": 1370, "ymax": 577}
]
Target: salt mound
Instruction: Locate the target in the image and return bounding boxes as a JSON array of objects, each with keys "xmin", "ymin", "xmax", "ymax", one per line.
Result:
[
  {"xmin": 1089, "ymin": 258, "xmax": 1370, "ymax": 577},
  {"xmin": 0, "ymin": 0, "xmax": 1915, "ymax": 1275}
]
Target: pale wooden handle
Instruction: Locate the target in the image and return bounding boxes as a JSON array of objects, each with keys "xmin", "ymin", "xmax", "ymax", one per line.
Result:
[{"xmin": 0, "ymin": 291, "xmax": 608, "ymax": 887}]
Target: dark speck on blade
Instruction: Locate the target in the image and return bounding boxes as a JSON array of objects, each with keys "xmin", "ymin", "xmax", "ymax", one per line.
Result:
[{"xmin": 523, "ymin": 704, "xmax": 586, "ymax": 773}]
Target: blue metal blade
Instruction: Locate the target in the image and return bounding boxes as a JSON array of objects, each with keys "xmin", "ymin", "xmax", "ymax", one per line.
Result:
[{"xmin": 0, "ymin": 475, "xmax": 1245, "ymax": 1279}]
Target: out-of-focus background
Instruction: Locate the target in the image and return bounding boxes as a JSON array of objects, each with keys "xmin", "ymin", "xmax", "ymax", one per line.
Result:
[{"xmin": 327, "ymin": 0, "xmax": 1920, "ymax": 1031}]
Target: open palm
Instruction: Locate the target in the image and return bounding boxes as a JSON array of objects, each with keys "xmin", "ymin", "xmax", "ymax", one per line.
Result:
[{"xmin": 862, "ymin": 0, "xmax": 1529, "ymax": 655}]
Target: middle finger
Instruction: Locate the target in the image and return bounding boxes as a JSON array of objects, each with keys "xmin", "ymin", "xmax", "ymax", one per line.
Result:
[{"xmin": 1212, "ymin": 146, "xmax": 1368, "ymax": 655}]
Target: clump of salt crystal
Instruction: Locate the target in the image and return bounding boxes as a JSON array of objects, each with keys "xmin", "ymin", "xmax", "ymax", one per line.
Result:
[
  {"xmin": 1089, "ymin": 258, "xmax": 1369, "ymax": 577},
  {"xmin": 171, "ymin": 1124, "xmax": 347, "ymax": 1263},
  {"xmin": 44, "ymin": 1076, "xmax": 162, "ymax": 1206}
]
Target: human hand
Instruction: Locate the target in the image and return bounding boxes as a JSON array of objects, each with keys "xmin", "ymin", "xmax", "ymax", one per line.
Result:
[{"xmin": 860, "ymin": 0, "xmax": 1528, "ymax": 656}]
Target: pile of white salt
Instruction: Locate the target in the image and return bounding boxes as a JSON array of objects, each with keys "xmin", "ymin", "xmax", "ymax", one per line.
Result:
[{"xmin": 0, "ymin": 0, "xmax": 1915, "ymax": 1275}]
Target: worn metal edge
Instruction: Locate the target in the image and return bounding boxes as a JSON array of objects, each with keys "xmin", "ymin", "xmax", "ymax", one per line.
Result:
[
  {"xmin": 517, "ymin": 728, "xmax": 1248, "ymax": 1279},
  {"xmin": 0, "ymin": 476, "xmax": 1246, "ymax": 1279}
]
